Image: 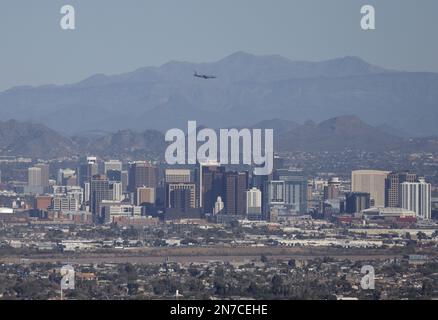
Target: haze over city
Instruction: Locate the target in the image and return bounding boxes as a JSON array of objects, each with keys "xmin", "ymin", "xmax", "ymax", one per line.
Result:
[{"xmin": 0, "ymin": 0, "xmax": 437, "ymax": 303}]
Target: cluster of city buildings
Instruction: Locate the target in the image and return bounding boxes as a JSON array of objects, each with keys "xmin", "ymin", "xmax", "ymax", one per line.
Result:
[{"xmin": 0, "ymin": 156, "xmax": 434, "ymax": 226}]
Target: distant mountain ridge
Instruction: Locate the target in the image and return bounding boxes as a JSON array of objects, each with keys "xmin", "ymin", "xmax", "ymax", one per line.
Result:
[
  {"xmin": 275, "ymin": 115, "xmax": 402, "ymax": 151},
  {"xmin": 1, "ymin": 117, "xmax": 437, "ymax": 159},
  {"xmin": 0, "ymin": 52, "xmax": 437, "ymax": 136},
  {"xmin": 0, "ymin": 120, "xmax": 77, "ymax": 158}
]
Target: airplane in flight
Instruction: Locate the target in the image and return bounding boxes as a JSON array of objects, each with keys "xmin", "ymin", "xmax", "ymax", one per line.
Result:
[{"xmin": 194, "ymin": 71, "xmax": 217, "ymax": 79}]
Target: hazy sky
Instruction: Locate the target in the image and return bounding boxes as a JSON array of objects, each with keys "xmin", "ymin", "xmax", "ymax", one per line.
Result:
[{"xmin": 0, "ymin": 0, "xmax": 437, "ymax": 91}]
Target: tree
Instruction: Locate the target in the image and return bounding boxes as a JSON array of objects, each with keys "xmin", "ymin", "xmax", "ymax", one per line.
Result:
[{"xmin": 417, "ymin": 231, "xmax": 428, "ymax": 240}]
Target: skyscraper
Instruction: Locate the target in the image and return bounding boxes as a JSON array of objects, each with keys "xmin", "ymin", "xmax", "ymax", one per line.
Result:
[
  {"xmin": 198, "ymin": 162, "xmax": 225, "ymax": 214},
  {"xmin": 90, "ymin": 174, "xmax": 110, "ymax": 222},
  {"xmin": 104, "ymin": 160, "xmax": 123, "ymax": 174},
  {"xmin": 401, "ymin": 178, "xmax": 431, "ymax": 220},
  {"xmin": 324, "ymin": 177, "xmax": 341, "ymax": 201},
  {"xmin": 128, "ymin": 161, "xmax": 158, "ymax": 192},
  {"xmin": 78, "ymin": 156, "xmax": 98, "ymax": 187},
  {"xmin": 164, "ymin": 169, "xmax": 195, "ymax": 210},
  {"xmin": 110, "ymin": 182, "xmax": 123, "ymax": 201},
  {"xmin": 107, "ymin": 170, "xmax": 122, "ymax": 182},
  {"xmin": 169, "ymin": 188, "xmax": 192, "ymax": 212},
  {"xmin": 385, "ymin": 171, "xmax": 417, "ymax": 208},
  {"xmin": 28, "ymin": 167, "xmax": 42, "ymax": 187},
  {"xmin": 166, "ymin": 183, "xmax": 196, "ymax": 208},
  {"xmin": 224, "ymin": 171, "xmax": 248, "ymax": 215},
  {"xmin": 35, "ymin": 163, "xmax": 50, "ymax": 187},
  {"xmin": 267, "ymin": 181, "xmax": 285, "ymax": 205},
  {"xmin": 213, "ymin": 196, "xmax": 224, "ymax": 215},
  {"xmin": 246, "ymin": 187, "xmax": 262, "ymax": 218},
  {"xmin": 351, "ymin": 170, "xmax": 389, "ymax": 207},
  {"xmin": 58, "ymin": 168, "xmax": 77, "ymax": 186},
  {"xmin": 274, "ymin": 169, "xmax": 308, "ymax": 214},
  {"xmin": 136, "ymin": 187, "xmax": 156, "ymax": 206},
  {"xmin": 345, "ymin": 192, "xmax": 371, "ymax": 214},
  {"xmin": 121, "ymin": 170, "xmax": 129, "ymax": 192}
]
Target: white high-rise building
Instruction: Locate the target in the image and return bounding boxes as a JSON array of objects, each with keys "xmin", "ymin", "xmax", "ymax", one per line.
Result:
[
  {"xmin": 84, "ymin": 182, "xmax": 90, "ymax": 202},
  {"xmin": 351, "ymin": 170, "xmax": 390, "ymax": 207},
  {"xmin": 246, "ymin": 187, "xmax": 262, "ymax": 215},
  {"xmin": 111, "ymin": 182, "xmax": 123, "ymax": 201},
  {"xmin": 35, "ymin": 163, "xmax": 50, "ymax": 187},
  {"xmin": 401, "ymin": 178, "xmax": 431, "ymax": 220},
  {"xmin": 28, "ymin": 167, "xmax": 42, "ymax": 187},
  {"xmin": 213, "ymin": 196, "xmax": 224, "ymax": 215}
]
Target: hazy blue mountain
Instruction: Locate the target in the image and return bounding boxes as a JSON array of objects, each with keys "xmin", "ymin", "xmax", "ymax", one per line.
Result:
[
  {"xmin": 0, "ymin": 120, "xmax": 78, "ymax": 158},
  {"xmin": 77, "ymin": 129, "xmax": 165, "ymax": 159},
  {"xmin": 250, "ymin": 119, "xmax": 300, "ymax": 135},
  {"xmin": 276, "ymin": 115, "xmax": 403, "ymax": 151},
  {"xmin": 1, "ymin": 52, "xmax": 437, "ymax": 136},
  {"xmin": 1, "ymin": 117, "xmax": 438, "ymax": 159}
]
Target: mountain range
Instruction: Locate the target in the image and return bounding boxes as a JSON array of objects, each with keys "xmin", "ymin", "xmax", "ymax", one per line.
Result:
[
  {"xmin": 1, "ymin": 116, "xmax": 437, "ymax": 159},
  {"xmin": 1, "ymin": 52, "xmax": 438, "ymax": 136}
]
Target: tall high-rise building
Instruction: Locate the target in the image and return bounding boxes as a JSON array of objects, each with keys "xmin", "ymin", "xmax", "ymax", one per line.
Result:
[
  {"xmin": 121, "ymin": 170, "xmax": 129, "ymax": 192},
  {"xmin": 110, "ymin": 182, "xmax": 123, "ymax": 202},
  {"xmin": 267, "ymin": 181, "xmax": 285, "ymax": 205},
  {"xmin": 78, "ymin": 156, "xmax": 98, "ymax": 186},
  {"xmin": 35, "ymin": 163, "xmax": 50, "ymax": 187},
  {"xmin": 385, "ymin": 171, "xmax": 417, "ymax": 208},
  {"xmin": 252, "ymin": 172, "xmax": 271, "ymax": 218},
  {"xmin": 164, "ymin": 169, "xmax": 195, "ymax": 210},
  {"xmin": 401, "ymin": 179, "xmax": 431, "ymax": 220},
  {"xmin": 351, "ymin": 170, "xmax": 389, "ymax": 207},
  {"xmin": 324, "ymin": 177, "xmax": 341, "ymax": 201},
  {"xmin": 271, "ymin": 169, "xmax": 308, "ymax": 214},
  {"xmin": 57, "ymin": 168, "xmax": 77, "ymax": 186},
  {"xmin": 90, "ymin": 174, "xmax": 110, "ymax": 221},
  {"xmin": 107, "ymin": 170, "xmax": 122, "ymax": 182},
  {"xmin": 136, "ymin": 187, "xmax": 156, "ymax": 206},
  {"xmin": 246, "ymin": 187, "xmax": 262, "ymax": 216},
  {"xmin": 273, "ymin": 154, "xmax": 285, "ymax": 173},
  {"xmin": 28, "ymin": 167, "xmax": 42, "ymax": 187},
  {"xmin": 213, "ymin": 196, "xmax": 224, "ymax": 215},
  {"xmin": 224, "ymin": 171, "xmax": 248, "ymax": 215},
  {"xmin": 84, "ymin": 182, "xmax": 90, "ymax": 203},
  {"xmin": 104, "ymin": 160, "xmax": 123, "ymax": 174},
  {"xmin": 198, "ymin": 162, "xmax": 225, "ymax": 214},
  {"xmin": 169, "ymin": 188, "xmax": 192, "ymax": 212},
  {"xmin": 345, "ymin": 192, "xmax": 371, "ymax": 214},
  {"xmin": 166, "ymin": 183, "xmax": 195, "ymax": 208},
  {"xmin": 128, "ymin": 161, "xmax": 158, "ymax": 192}
]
